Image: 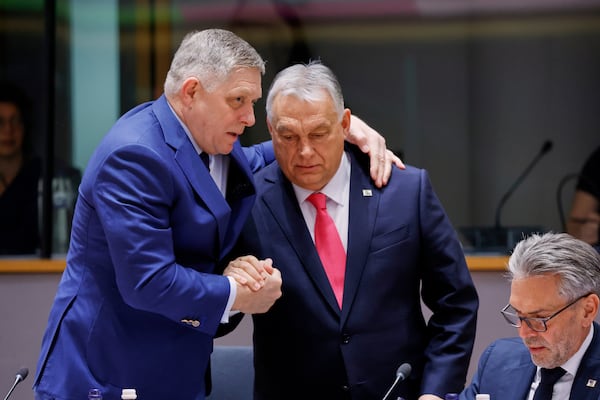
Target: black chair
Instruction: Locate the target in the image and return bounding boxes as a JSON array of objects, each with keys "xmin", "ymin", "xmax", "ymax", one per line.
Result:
[{"xmin": 206, "ymin": 346, "xmax": 254, "ymax": 400}]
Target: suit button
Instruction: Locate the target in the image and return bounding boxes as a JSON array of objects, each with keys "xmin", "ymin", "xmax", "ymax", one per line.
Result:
[
  {"xmin": 341, "ymin": 334, "xmax": 351, "ymax": 344},
  {"xmin": 341, "ymin": 385, "xmax": 350, "ymax": 392},
  {"xmin": 181, "ymin": 319, "xmax": 201, "ymax": 327}
]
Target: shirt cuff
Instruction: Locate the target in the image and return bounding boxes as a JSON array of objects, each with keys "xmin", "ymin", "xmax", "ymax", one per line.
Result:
[{"xmin": 220, "ymin": 276, "xmax": 238, "ymax": 323}]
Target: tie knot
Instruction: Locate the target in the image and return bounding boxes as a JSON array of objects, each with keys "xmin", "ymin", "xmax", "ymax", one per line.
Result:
[
  {"xmin": 540, "ymin": 367, "xmax": 566, "ymax": 386},
  {"xmin": 307, "ymin": 192, "xmax": 327, "ymax": 210}
]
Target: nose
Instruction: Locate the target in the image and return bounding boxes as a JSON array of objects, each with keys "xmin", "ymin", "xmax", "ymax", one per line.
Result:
[
  {"xmin": 240, "ymin": 106, "xmax": 256, "ymax": 127},
  {"xmin": 298, "ymin": 138, "xmax": 315, "ymax": 157}
]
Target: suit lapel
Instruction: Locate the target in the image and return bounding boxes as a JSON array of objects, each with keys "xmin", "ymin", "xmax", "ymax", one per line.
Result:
[
  {"xmin": 152, "ymin": 95, "xmax": 253, "ymax": 256},
  {"xmin": 219, "ymin": 147, "xmax": 256, "ymax": 258},
  {"xmin": 154, "ymin": 95, "xmax": 228, "ymax": 213},
  {"xmin": 261, "ymin": 168, "xmax": 341, "ymax": 314},
  {"xmin": 340, "ymin": 150, "xmax": 378, "ymax": 325},
  {"xmin": 571, "ymin": 322, "xmax": 600, "ymax": 399}
]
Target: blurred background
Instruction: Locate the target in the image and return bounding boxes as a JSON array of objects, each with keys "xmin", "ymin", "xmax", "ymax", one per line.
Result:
[
  {"xmin": 2, "ymin": 0, "xmax": 600, "ymax": 257},
  {"xmin": 1, "ymin": 0, "xmax": 600, "ymax": 255}
]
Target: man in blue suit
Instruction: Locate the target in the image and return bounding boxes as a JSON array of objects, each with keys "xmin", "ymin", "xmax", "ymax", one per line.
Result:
[
  {"xmin": 231, "ymin": 61, "xmax": 479, "ymax": 400},
  {"xmin": 460, "ymin": 232, "xmax": 600, "ymax": 400},
  {"xmin": 33, "ymin": 30, "xmax": 398, "ymax": 400}
]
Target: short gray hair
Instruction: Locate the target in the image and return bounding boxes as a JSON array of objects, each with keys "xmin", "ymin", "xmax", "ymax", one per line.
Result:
[
  {"xmin": 508, "ymin": 232, "xmax": 600, "ymax": 300},
  {"xmin": 164, "ymin": 29, "xmax": 265, "ymax": 96},
  {"xmin": 266, "ymin": 60, "xmax": 344, "ymax": 122}
]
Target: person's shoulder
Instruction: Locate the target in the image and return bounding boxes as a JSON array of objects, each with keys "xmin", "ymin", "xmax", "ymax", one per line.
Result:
[
  {"xmin": 344, "ymin": 143, "xmax": 423, "ymax": 179},
  {"xmin": 382, "ymin": 164, "xmax": 427, "ymax": 191},
  {"xmin": 253, "ymin": 160, "xmax": 280, "ymax": 182},
  {"xmin": 486, "ymin": 337, "xmax": 527, "ymax": 355}
]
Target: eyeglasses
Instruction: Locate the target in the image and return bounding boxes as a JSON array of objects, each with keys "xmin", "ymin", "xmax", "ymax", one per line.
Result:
[{"xmin": 500, "ymin": 293, "xmax": 591, "ymax": 332}]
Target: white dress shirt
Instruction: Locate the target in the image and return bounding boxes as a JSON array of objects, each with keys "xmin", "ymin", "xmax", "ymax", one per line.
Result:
[{"xmin": 527, "ymin": 324, "xmax": 594, "ymax": 400}]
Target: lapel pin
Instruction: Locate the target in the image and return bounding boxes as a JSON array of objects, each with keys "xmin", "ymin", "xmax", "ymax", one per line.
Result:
[
  {"xmin": 586, "ymin": 379, "xmax": 597, "ymax": 388},
  {"xmin": 362, "ymin": 189, "xmax": 372, "ymax": 197}
]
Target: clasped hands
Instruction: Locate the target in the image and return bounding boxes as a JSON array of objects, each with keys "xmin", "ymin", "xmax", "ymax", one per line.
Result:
[{"xmin": 224, "ymin": 255, "xmax": 282, "ymax": 314}]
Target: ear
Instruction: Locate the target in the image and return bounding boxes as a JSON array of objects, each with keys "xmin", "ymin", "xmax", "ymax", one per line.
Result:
[
  {"xmin": 341, "ymin": 109, "xmax": 351, "ymax": 136},
  {"xmin": 582, "ymin": 293, "xmax": 599, "ymax": 327},
  {"xmin": 180, "ymin": 77, "xmax": 202, "ymax": 107}
]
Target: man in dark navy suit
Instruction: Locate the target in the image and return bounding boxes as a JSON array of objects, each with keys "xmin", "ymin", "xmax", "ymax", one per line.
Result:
[
  {"xmin": 461, "ymin": 232, "xmax": 600, "ymax": 400},
  {"xmin": 231, "ymin": 61, "xmax": 478, "ymax": 400}
]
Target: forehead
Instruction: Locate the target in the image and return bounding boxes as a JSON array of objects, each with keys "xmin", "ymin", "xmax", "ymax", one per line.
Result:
[
  {"xmin": 216, "ymin": 67, "xmax": 262, "ymax": 96},
  {"xmin": 510, "ymin": 274, "xmax": 563, "ymax": 311},
  {"xmin": 272, "ymin": 94, "xmax": 337, "ymax": 123}
]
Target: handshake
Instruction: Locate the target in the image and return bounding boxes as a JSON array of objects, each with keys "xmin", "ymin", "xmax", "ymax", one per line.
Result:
[{"xmin": 224, "ymin": 255, "xmax": 282, "ymax": 314}]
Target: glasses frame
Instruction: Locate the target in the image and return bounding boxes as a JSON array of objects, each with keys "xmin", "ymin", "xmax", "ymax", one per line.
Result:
[{"xmin": 500, "ymin": 293, "xmax": 591, "ymax": 332}]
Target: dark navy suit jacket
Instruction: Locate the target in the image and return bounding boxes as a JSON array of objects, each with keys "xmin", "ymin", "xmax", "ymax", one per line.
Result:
[
  {"xmin": 236, "ymin": 145, "xmax": 479, "ymax": 400},
  {"xmin": 33, "ymin": 95, "xmax": 273, "ymax": 400},
  {"xmin": 460, "ymin": 322, "xmax": 600, "ymax": 400}
]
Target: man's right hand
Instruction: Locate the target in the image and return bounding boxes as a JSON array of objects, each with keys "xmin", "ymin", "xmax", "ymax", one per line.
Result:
[{"xmin": 225, "ymin": 255, "xmax": 282, "ymax": 314}]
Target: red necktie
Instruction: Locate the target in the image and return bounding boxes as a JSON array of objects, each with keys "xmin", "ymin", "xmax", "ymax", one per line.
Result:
[{"xmin": 307, "ymin": 192, "xmax": 346, "ymax": 308}]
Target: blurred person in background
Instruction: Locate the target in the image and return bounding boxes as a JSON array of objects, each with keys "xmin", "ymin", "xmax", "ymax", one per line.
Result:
[
  {"xmin": 0, "ymin": 82, "xmax": 80, "ymax": 255},
  {"xmin": 0, "ymin": 82, "xmax": 42, "ymax": 254},
  {"xmin": 567, "ymin": 146, "xmax": 600, "ymax": 248}
]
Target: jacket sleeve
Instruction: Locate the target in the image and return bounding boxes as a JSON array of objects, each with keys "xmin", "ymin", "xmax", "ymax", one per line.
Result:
[
  {"xmin": 242, "ymin": 141, "xmax": 275, "ymax": 173},
  {"xmin": 417, "ymin": 169, "xmax": 480, "ymax": 396},
  {"xmin": 94, "ymin": 143, "xmax": 230, "ymax": 336}
]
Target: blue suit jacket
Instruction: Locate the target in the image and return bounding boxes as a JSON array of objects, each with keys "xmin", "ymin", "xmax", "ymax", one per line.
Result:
[
  {"xmin": 33, "ymin": 95, "xmax": 273, "ymax": 400},
  {"xmin": 235, "ymin": 146, "xmax": 479, "ymax": 400},
  {"xmin": 460, "ymin": 322, "xmax": 600, "ymax": 400}
]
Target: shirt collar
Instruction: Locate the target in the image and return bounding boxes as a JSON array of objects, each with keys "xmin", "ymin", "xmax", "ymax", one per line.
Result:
[{"xmin": 166, "ymin": 100, "xmax": 204, "ymax": 155}]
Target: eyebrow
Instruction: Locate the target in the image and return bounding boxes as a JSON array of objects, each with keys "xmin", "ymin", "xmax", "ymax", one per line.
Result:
[
  {"xmin": 275, "ymin": 120, "xmax": 332, "ymax": 133},
  {"xmin": 274, "ymin": 123, "xmax": 294, "ymax": 134},
  {"xmin": 510, "ymin": 304, "xmax": 553, "ymax": 316},
  {"xmin": 227, "ymin": 87, "xmax": 261, "ymax": 101}
]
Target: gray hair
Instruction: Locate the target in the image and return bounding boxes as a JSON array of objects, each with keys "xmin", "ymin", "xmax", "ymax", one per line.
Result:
[
  {"xmin": 164, "ymin": 29, "xmax": 265, "ymax": 96},
  {"xmin": 266, "ymin": 60, "xmax": 344, "ymax": 122},
  {"xmin": 507, "ymin": 232, "xmax": 600, "ymax": 300}
]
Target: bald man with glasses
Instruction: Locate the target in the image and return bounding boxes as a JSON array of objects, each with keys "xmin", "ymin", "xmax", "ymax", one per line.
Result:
[{"xmin": 461, "ymin": 232, "xmax": 600, "ymax": 400}]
